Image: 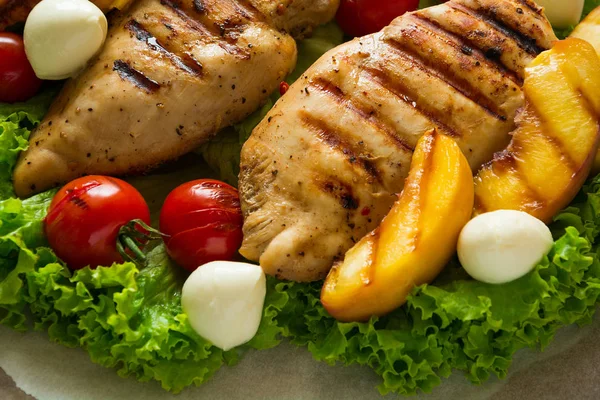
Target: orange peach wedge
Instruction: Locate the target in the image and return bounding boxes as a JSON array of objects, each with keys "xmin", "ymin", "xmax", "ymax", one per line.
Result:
[
  {"xmin": 474, "ymin": 38, "xmax": 600, "ymax": 223},
  {"xmin": 571, "ymin": 6, "xmax": 600, "ymax": 55},
  {"xmin": 571, "ymin": 6, "xmax": 600, "ymax": 174},
  {"xmin": 321, "ymin": 130, "xmax": 474, "ymax": 322}
]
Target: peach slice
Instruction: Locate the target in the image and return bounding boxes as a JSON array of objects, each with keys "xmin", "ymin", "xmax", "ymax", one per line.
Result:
[
  {"xmin": 571, "ymin": 6, "xmax": 600, "ymax": 173},
  {"xmin": 474, "ymin": 38, "xmax": 600, "ymax": 223},
  {"xmin": 321, "ymin": 130, "xmax": 474, "ymax": 322},
  {"xmin": 571, "ymin": 6, "xmax": 600, "ymax": 55}
]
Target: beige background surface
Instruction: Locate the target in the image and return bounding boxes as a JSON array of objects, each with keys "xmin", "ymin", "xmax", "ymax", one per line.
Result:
[{"xmin": 2, "ymin": 309, "xmax": 600, "ymax": 400}]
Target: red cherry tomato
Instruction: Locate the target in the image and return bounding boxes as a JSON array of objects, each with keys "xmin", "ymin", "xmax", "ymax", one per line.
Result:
[
  {"xmin": 336, "ymin": 0, "xmax": 420, "ymax": 37},
  {"xmin": 45, "ymin": 176, "xmax": 150, "ymax": 270},
  {"xmin": 0, "ymin": 33, "xmax": 42, "ymax": 103},
  {"xmin": 159, "ymin": 179, "xmax": 243, "ymax": 272}
]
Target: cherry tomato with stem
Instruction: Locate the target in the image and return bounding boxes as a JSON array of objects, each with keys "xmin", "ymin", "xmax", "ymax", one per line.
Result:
[
  {"xmin": 336, "ymin": 0, "xmax": 420, "ymax": 37},
  {"xmin": 0, "ymin": 32, "xmax": 42, "ymax": 103},
  {"xmin": 159, "ymin": 179, "xmax": 243, "ymax": 272},
  {"xmin": 45, "ymin": 176, "xmax": 151, "ymax": 270}
]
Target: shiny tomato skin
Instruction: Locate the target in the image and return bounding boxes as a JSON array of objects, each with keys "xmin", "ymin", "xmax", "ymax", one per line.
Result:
[
  {"xmin": 336, "ymin": 0, "xmax": 420, "ymax": 37},
  {"xmin": 45, "ymin": 176, "xmax": 150, "ymax": 270},
  {"xmin": 159, "ymin": 179, "xmax": 243, "ymax": 271},
  {"xmin": 0, "ymin": 33, "xmax": 42, "ymax": 103},
  {"xmin": 165, "ymin": 224, "xmax": 243, "ymax": 272}
]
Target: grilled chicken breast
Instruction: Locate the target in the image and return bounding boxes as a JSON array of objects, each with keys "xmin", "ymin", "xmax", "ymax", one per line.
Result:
[
  {"xmin": 13, "ymin": 0, "xmax": 339, "ymax": 197},
  {"xmin": 239, "ymin": 0, "xmax": 557, "ymax": 282}
]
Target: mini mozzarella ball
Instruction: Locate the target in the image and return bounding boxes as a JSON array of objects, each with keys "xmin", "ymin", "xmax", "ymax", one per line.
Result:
[
  {"xmin": 181, "ymin": 261, "xmax": 266, "ymax": 351},
  {"xmin": 457, "ymin": 210, "xmax": 553, "ymax": 284},
  {"xmin": 535, "ymin": 0, "xmax": 584, "ymax": 28},
  {"xmin": 24, "ymin": 0, "xmax": 108, "ymax": 80}
]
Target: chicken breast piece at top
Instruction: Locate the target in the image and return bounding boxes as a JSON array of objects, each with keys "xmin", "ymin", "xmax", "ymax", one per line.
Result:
[
  {"xmin": 250, "ymin": 0, "xmax": 341, "ymax": 38},
  {"xmin": 239, "ymin": 0, "xmax": 557, "ymax": 282},
  {"xmin": 13, "ymin": 0, "xmax": 339, "ymax": 198}
]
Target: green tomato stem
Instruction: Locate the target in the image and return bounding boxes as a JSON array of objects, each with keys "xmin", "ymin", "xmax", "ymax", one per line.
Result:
[{"xmin": 117, "ymin": 219, "xmax": 167, "ymax": 265}]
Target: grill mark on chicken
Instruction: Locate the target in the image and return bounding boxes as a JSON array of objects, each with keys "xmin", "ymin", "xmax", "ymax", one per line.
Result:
[
  {"xmin": 300, "ymin": 110, "xmax": 383, "ymax": 185},
  {"xmin": 361, "ymin": 65, "xmax": 460, "ymax": 138},
  {"xmin": 409, "ymin": 13, "xmax": 522, "ymax": 86},
  {"xmin": 113, "ymin": 60, "xmax": 161, "ymax": 92},
  {"xmin": 450, "ymin": 3, "xmax": 543, "ymax": 56},
  {"xmin": 191, "ymin": 0, "xmax": 263, "ymax": 22},
  {"xmin": 309, "ymin": 77, "xmax": 414, "ymax": 153},
  {"xmin": 160, "ymin": 0, "xmax": 251, "ymax": 59},
  {"xmin": 125, "ymin": 20, "xmax": 204, "ymax": 76},
  {"xmin": 384, "ymin": 35, "xmax": 507, "ymax": 122}
]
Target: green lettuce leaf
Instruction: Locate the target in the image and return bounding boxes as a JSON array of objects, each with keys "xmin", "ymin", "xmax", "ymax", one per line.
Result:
[
  {"xmin": 1, "ymin": 206, "xmax": 285, "ymax": 392},
  {"xmin": 0, "ymin": 88, "xmax": 56, "ymax": 198}
]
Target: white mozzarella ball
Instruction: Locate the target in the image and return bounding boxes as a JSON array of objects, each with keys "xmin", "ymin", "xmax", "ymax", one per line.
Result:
[
  {"xmin": 24, "ymin": 0, "xmax": 108, "ymax": 80},
  {"xmin": 535, "ymin": 0, "xmax": 585, "ymax": 28},
  {"xmin": 457, "ymin": 210, "xmax": 553, "ymax": 284},
  {"xmin": 181, "ymin": 261, "xmax": 266, "ymax": 351}
]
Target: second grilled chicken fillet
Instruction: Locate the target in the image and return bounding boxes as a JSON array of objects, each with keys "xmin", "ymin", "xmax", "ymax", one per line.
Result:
[
  {"xmin": 13, "ymin": 0, "xmax": 339, "ymax": 197},
  {"xmin": 239, "ymin": 0, "xmax": 557, "ymax": 282}
]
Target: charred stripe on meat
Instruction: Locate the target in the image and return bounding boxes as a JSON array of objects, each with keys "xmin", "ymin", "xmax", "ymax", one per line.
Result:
[
  {"xmin": 384, "ymin": 34, "xmax": 508, "ymax": 121},
  {"xmin": 125, "ymin": 19, "xmax": 203, "ymax": 75},
  {"xmin": 309, "ymin": 77, "xmax": 414, "ymax": 154},
  {"xmin": 450, "ymin": 3, "xmax": 544, "ymax": 55},
  {"xmin": 409, "ymin": 12, "xmax": 522, "ymax": 85},
  {"xmin": 361, "ymin": 66, "xmax": 461, "ymax": 138},
  {"xmin": 300, "ymin": 110, "xmax": 383, "ymax": 185},
  {"xmin": 113, "ymin": 60, "xmax": 160, "ymax": 93},
  {"xmin": 192, "ymin": 0, "xmax": 264, "ymax": 22},
  {"xmin": 160, "ymin": 0, "xmax": 251, "ymax": 59}
]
